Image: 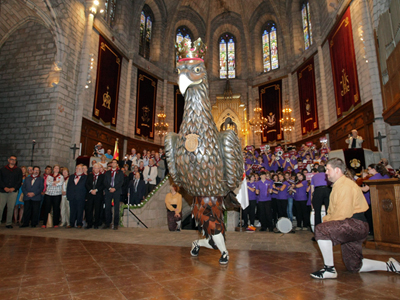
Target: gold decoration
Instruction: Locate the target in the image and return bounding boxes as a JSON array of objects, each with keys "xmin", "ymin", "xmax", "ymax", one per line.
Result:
[
  {"xmin": 154, "ymin": 106, "xmax": 169, "ymax": 137},
  {"xmin": 350, "ymin": 159, "xmax": 360, "ymax": 169},
  {"xmin": 102, "ymin": 86, "xmax": 111, "ymax": 109},
  {"xmin": 249, "ymin": 106, "xmax": 268, "ymax": 135},
  {"xmin": 280, "ymin": 99, "xmax": 295, "ymax": 132},
  {"xmin": 175, "ymin": 37, "xmax": 207, "ymax": 61},
  {"xmin": 185, "ymin": 134, "xmax": 199, "ymax": 152},
  {"xmin": 100, "ymin": 42, "xmax": 106, "ymax": 51},
  {"xmin": 340, "ymin": 69, "xmax": 350, "ymax": 96}
]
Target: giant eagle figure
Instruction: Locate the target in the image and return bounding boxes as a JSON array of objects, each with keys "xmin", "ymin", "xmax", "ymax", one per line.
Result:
[{"xmin": 165, "ymin": 38, "xmax": 244, "ymax": 264}]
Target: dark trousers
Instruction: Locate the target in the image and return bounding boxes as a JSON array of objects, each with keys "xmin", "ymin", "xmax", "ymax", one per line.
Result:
[
  {"xmin": 69, "ymin": 199, "xmax": 85, "ymax": 227},
  {"xmin": 312, "ymin": 187, "xmax": 331, "ymax": 227},
  {"xmin": 130, "ymin": 193, "xmax": 142, "ymax": 205},
  {"xmin": 364, "ymin": 204, "xmax": 373, "ymax": 234},
  {"xmin": 258, "ymin": 201, "xmax": 273, "ymax": 231},
  {"xmin": 146, "ymin": 184, "xmax": 155, "ymax": 196},
  {"xmin": 105, "ymin": 192, "xmax": 120, "ymax": 226},
  {"xmin": 85, "ymin": 196, "xmax": 103, "ymax": 227},
  {"xmin": 43, "ymin": 194, "xmax": 62, "ymax": 226},
  {"xmin": 243, "ymin": 200, "xmax": 257, "ymax": 226},
  {"xmin": 277, "ymin": 199, "xmax": 288, "ymax": 218},
  {"xmin": 271, "ymin": 198, "xmax": 278, "ymax": 226},
  {"xmin": 22, "ymin": 200, "xmax": 40, "ymax": 227},
  {"xmin": 294, "ymin": 200, "xmax": 309, "ymax": 228},
  {"xmin": 315, "ymin": 218, "xmax": 369, "ymax": 273}
]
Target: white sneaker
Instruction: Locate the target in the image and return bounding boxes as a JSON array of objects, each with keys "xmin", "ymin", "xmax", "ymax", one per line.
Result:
[
  {"xmin": 254, "ymin": 220, "xmax": 261, "ymax": 228},
  {"xmin": 387, "ymin": 258, "xmax": 400, "ymax": 274},
  {"xmin": 310, "ymin": 266, "xmax": 337, "ymax": 279},
  {"xmin": 295, "ymin": 227, "xmax": 302, "ymax": 231}
]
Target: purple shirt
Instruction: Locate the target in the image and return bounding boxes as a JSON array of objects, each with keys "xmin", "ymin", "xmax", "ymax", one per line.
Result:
[
  {"xmin": 311, "ymin": 172, "xmax": 329, "ymax": 187},
  {"xmin": 277, "ymin": 181, "xmax": 290, "ymax": 200},
  {"xmin": 256, "ymin": 179, "xmax": 272, "ymax": 201},
  {"xmin": 294, "ymin": 180, "xmax": 308, "ymax": 201},
  {"xmin": 363, "ymin": 173, "xmax": 384, "ymax": 205},
  {"xmin": 268, "ymin": 161, "xmax": 279, "ymax": 172},
  {"xmin": 247, "ymin": 181, "xmax": 257, "ymax": 200}
]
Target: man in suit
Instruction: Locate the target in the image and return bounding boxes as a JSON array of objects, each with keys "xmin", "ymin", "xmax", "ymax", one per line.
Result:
[
  {"xmin": 154, "ymin": 153, "xmax": 165, "ymax": 185},
  {"xmin": 0, "ymin": 155, "xmax": 23, "ymax": 228},
  {"xmin": 85, "ymin": 163, "xmax": 104, "ymax": 229},
  {"xmin": 128, "ymin": 172, "xmax": 146, "ymax": 205},
  {"xmin": 345, "ymin": 129, "xmax": 364, "ymax": 149},
  {"xmin": 144, "ymin": 158, "xmax": 158, "ymax": 196},
  {"xmin": 103, "ymin": 159, "xmax": 124, "ymax": 230},
  {"xmin": 66, "ymin": 164, "xmax": 87, "ymax": 228},
  {"xmin": 20, "ymin": 166, "xmax": 44, "ymax": 228}
]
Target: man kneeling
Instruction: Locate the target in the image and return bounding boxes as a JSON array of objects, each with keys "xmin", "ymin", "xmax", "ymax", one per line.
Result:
[{"xmin": 311, "ymin": 158, "xmax": 400, "ymax": 279}]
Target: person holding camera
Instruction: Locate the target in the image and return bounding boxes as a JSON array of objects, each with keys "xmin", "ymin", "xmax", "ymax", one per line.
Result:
[{"xmin": 345, "ymin": 129, "xmax": 363, "ymax": 149}]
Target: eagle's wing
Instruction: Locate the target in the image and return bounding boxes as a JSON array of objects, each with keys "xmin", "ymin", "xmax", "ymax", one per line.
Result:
[
  {"xmin": 218, "ymin": 130, "xmax": 244, "ymax": 191},
  {"xmin": 164, "ymin": 132, "xmax": 181, "ymax": 185}
]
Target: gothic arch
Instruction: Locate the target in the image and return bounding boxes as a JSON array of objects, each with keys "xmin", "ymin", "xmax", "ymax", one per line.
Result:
[
  {"xmin": 209, "ymin": 12, "xmax": 247, "ymax": 79},
  {"xmin": 0, "ymin": 0, "xmax": 66, "ymax": 68},
  {"xmin": 216, "ymin": 107, "xmax": 242, "ymax": 134}
]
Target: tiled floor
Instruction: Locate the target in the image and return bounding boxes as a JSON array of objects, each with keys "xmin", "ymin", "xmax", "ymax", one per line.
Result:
[{"xmin": 0, "ymin": 228, "xmax": 399, "ymax": 300}]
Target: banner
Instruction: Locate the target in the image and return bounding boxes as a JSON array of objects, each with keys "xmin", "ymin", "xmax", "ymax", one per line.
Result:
[
  {"xmin": 92, "ymin": 35, "xmax": 122, "ymax": 127},
  {"xmin": 135, "ymin": 69, "xmax": 157, "ymax": 139},
  {"xmin": 344, "ymin": 148, "xmax": 365, "ymax": 174},
  {"xmin": 174, "ymin": 85, "xmax": 185, "ymax": 133},
  {"xmin": 259, "ymin": 80, "xmax": 283, "ymax": 143},
  {"xmin": 297, "ymin": 56, "xmax": 319, "ymax": 134},
  {"xmin": 328, "ymin": 7, "xmax": 360, "ymax": 118}
]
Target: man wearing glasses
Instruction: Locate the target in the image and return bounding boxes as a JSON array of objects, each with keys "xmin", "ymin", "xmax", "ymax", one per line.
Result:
[{"xmin": 0, "ymin": 155, "xmax": 23, "ymax": 228}]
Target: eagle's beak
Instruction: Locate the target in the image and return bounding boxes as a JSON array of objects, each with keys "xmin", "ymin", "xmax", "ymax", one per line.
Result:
[{"xmin": 178, "ymin": 73, "xmax": 192, "ymax": 95}]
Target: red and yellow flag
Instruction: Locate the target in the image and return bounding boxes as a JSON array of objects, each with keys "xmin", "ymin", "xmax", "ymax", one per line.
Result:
[{"xmin": 113, "ymin": 139, "xmax": 119, "ymax": 161}]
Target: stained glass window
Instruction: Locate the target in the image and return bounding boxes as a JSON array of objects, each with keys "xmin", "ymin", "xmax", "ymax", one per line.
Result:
[
  {"xmin": 262, "ymin": 23, "xmax": 279, "ymax": 72},
  {"xmin": 219, "ymin": 33, "xmax": 235, "ymax": 79},
  {"xmin": 103, "ymin": 0, "xmax": 117, "ymax": 27},
  {"xmin": 302, "ymin": 2, "xmax": 313, "ymax": 50},
  {"xmin": 175, "ymin": 26, "xmax": 193, "ymax": 63},
  {"xmin": 139, "ymin": 5, "xmax": 153, "ymax": 59}
]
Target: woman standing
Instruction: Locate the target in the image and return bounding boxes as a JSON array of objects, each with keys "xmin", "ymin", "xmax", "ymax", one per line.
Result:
[
  {"xmin": 165, "ymin": 184, "xmax": 182, "ymax": 231},
  {"xmin": 14, "ymin": 166, "xmax": 27, "ymax": 225},
  {"xmin": 43, "ymin": 165, "xmax": 64, "ymax": 228},
  {"xmin": 61, "ymin": 168, "xmax": 70, "ymax": 227},
  {"xmin": 275, "ymin": 173, "xmax": 289, "ymax": 219},
  {"xmin": 293, "ymin": 173, "xmax": 309, "ymax": 230},
  {"xmin": 244, "ymin": 173, "xmax": 257, "ymax": 231}
]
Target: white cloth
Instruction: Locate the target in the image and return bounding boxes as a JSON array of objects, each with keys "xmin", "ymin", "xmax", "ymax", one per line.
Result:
[
  {"xmin": 143, "ymin": 165, "xmax": 157, "ymax": 185},
  {"xmin": 234, "ymin": 174, "xmax": 249, "ymax": 210}
]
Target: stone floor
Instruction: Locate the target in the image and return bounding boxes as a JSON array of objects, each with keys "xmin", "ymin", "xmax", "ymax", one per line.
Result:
[{"xmin": 0, "ymin": 226, "xmax": 399, "ymax": 299}]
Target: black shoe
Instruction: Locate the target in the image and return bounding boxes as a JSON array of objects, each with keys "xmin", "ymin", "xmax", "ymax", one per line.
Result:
[
  {"xmin": 311, "ymin": 237, "xmax": 316, "ymax": 242},
  {"xmin": 219, "ymin": 251, "xmax": 229, "ymax": 265},
  {"xmin": 5, "ymin": 225, "xmax": 13, "ymax": 229},
  {"xmin": 101, "ymin": 224, "xmax": 110, "ymax": 229},
  {"xmin": 31, "ymin": 225, "xmax": 36, "ymax": 228},
  {"xmin": 113, "ymin": 225, "xmax": 118, "ymax": 230},
  {"xmin": 85, "ymin": 226, "xmax": 92, "ymax": 229},
  {"xmin": 190, "ymin": 241, "xmax": 200, "ymax": 257},
  {"xmin": 176, "ymin": 229, "xmax": 181, "ymax": 232},
  {"xmin": 94, "ymin": 226, "xmax": 98, "ymax": 229},
  {"xmin": 260, "ymin": 228, "xmax": 267, "ymax": 232},
  {"xmin": 310, "ymin": 265, "xmax": 337, "ymax": 279},
  {"xmin": 20, "ymin": 225, "xmax": 29, "ymax": 228}
]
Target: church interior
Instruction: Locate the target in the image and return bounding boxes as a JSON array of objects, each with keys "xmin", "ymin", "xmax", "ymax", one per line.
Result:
[{"xmin": 1, "ymin": 0, "xmax": 400, "ymax": 299}]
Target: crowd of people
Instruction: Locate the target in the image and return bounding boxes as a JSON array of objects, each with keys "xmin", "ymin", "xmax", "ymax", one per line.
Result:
[
  {"xmin": 242, "ymin": 142, "xmax": 398, "ymax": 235},
  {"xmin": 0, "ymin": 147, "xmax": 168, "ymax": 230}
]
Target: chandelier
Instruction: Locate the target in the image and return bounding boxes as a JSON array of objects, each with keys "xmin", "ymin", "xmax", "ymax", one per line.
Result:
[
  {"xmin": 249, "ymin": 105, "xmax": 268, "ymax": 135},
  {"xmin": 280, "ymin": 100, "xmax": 295, "ymax": 132},
  {"xmin": 154, "ymin": 106, "xmax": 169, "ymax": 137}
]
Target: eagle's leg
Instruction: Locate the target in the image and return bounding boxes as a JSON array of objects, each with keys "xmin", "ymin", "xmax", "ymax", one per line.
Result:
[{"xmin": 191, "ymin": 196, "xmax": 229, "ymax": 264}]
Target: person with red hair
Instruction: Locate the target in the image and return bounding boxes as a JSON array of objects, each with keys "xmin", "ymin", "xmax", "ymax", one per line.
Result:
[{"xmin": 165, "ymin": 184, "xmax": 182, "ymax": 231}]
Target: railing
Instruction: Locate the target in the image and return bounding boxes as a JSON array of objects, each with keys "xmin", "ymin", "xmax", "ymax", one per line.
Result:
[{"xmin": 119, "ymin": 175, "xmax": 170, "ymax": 226}]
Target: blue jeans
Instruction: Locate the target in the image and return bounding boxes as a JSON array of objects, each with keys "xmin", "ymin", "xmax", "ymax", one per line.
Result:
[{"xmin": 287, "ymin": 197, "xmax": 293, "ymax": 222}]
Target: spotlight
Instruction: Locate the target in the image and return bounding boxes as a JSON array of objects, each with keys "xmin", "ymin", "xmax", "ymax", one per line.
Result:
[{"xmin": 94, "ymin": 0, "xmax": 99, "ymax": 5}]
